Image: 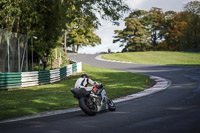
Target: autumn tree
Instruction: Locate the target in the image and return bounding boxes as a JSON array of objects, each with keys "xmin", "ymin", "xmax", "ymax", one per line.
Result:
[
  {"xmin": 113, "ymin": 1, "xmax": 200, "ymax": 52},
  {"xmin": 114, "ymin": 8, "xmax": 175, "ymax": 52},
  {"xmin": 164, "ymin": 1, "xmax": 200, "ymax": 51},
  {"xmin": 182, "ymin": 1, "xmax": 200, "ymax": 51},
  {"xmin": 141, "ymin": 7, "xmax": 167, "ymax": 48},
  {"xmin": 164, "ymin": 12, "xmax": 187, "ymax": 50}
]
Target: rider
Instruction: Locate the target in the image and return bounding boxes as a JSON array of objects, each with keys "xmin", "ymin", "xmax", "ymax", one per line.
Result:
[{"xmin": 74, "ymin": 74, "xmax": 99, "ymax": 91}]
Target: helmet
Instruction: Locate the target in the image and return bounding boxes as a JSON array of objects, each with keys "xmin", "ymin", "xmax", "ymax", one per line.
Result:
[{"xmin": 81, "ymin": 74, "xmax": 89, "ymax": 78}]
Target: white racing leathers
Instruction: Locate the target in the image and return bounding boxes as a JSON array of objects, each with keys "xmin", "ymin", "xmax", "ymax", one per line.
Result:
[{"xmin": 74, "ymin": 77, "xmax": 99, "ymax": 91}]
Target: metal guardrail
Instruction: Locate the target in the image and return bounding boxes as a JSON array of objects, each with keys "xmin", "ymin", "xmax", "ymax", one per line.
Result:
[{"xmin": 0, "ymin": 62, "xmax": 82, "ymax": 89}]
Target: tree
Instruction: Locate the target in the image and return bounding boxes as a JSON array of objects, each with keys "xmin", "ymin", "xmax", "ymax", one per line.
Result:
[
  {"xmin": 182, "ymin": 1, "xmax": 200, "ymax": 51},
  {"xmin": 66, "ymin": 15, "xmax": 101, "ymax": 52},
  {"xmin": 164, "ymin": 12, "xmax": 187, "ymax": 50},
  {"xmin": 113, "ymin": 10, "xmax": 150, "ymax": 52},
  {"xmin": 72, "ymin": 0, "xmax": 129, "ymax": 26},
  {"xmin": 184, "ymin": 0, "xmax": 200, "ymax": 16},
  {"xmin": 142, "ymin": 7, "xmax": 165, "ymax": 47},
  {"xmin": 63, "ymin": 0, "xmax": 129, "ymax": 52},
  {"xmin": 0, "ymin": 0, "xmax": 67, "ymax": 58},
  {"xmin": 113, "ymin": 8, "xmax": 171, "ymax": 52},
  {"xmin": 0, "ymin": 0, "xmax": 129, "ymax": 56},
  {"xmin": 154, "ymin": 10, "xmax": 177, "ymax": 50},
  {"xmin": 164, "ymin": 1, "xmax": 200, "ymax": 51}
]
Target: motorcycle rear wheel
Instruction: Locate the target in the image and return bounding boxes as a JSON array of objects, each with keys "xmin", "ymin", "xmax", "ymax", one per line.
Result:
[{"xmin": 79, "ymin": 97, "xmax": 97, "ymax": 116}]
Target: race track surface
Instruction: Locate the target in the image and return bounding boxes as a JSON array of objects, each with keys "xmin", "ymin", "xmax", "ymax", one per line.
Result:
[{"xmin": 0, "ymin": 53, "xmax": 200, "ymax": 133}]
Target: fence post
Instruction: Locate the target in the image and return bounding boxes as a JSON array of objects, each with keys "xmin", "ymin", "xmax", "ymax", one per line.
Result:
[
  {"xmin": 31, "ymin": 37, "xmax": 33, "ymax": 71},
  {"xmin": 7, "ymin": 37, "xmax": 10, "ymax": 72},
  {"xmin": 26, "ymin": 37, "xmax": 28, "ymax": 72},
  {"xmin": 18, "ymin": 35, "xmax": 22, "ymax": 72}
]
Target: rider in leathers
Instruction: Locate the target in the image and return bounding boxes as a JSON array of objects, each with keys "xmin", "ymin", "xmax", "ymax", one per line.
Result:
[{"xmin": 74, "ymin": 74, "xmax": 99, "ymax": 91}]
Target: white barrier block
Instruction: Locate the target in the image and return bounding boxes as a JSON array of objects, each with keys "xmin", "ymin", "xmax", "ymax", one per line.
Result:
[
  {"xmin": 21, "ymin": 82, "xmax": 39, "ymax": 87},
  {"xmin": 21, "ymin": 71, "xmax": 38, "ymax": 77},
  {"xmin": 50, "ymin": 69, "xmax": 60, "ymax": 74},
  {"xmin": 77, "ymin": 62, "xmax": 82, "ymax": 72},
  {"xmin": 21, "ymin": 72, "xmax": 39, "ymax": 86},
  {"xmin": 50, "ymin": 78, "xmax": 60, "ymax": 83},
  {"xmin": 21, "ymin": 77, "xmax": 39, "ymax": 82},
  {"xmin": 67, "ymin": 64, "xmax": 72, "ymax": 76}
]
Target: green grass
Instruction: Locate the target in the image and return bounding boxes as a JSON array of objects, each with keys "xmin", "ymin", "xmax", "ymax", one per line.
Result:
[
  {"xmin": 102, "ymin": 51, "xmax": 200, "ymax": 65},
  {"xmin": 0, "ymin": 65, "xmax": 153, "ymax": 120}
]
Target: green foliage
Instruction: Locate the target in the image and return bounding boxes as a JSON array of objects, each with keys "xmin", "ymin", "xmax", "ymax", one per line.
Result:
[
  {"xmin": 0, "ymin": 0, "xmax": 129, "ymax": 55},
  {"xmin": 164, "ymin": 12, "xmax": 187, "ymax": 50},
  {"xmin": 182, "ymin": 1, "xmax": 200, "ymax": 51},
  {"xmin": 164, "ymin": 1, "xmax": 200, "ymax": 51},
  {"xmin": 114, "ymin": 7, "xmax": 170, "ymax": 52},
  {"xmin": 63, "ymin": 0, "xmax": 129, "ymax": 52},
  {"xmin": 143, "ymin": 7, "xmax": 165, "ymax": 46},
  {"xmin": 114, "ymin": 1, "xmax": 200, "ymax": 52},
  {"xmin": 66, "ymin": 15, "xmax": 101, "ymax": 52},
  {"xmin": 114, "ymin": 15, "xmax": 151, "ymax": 52},
  {"xmin": 49, "ymin": 46, "xmax": 69, "ymax": 68}
]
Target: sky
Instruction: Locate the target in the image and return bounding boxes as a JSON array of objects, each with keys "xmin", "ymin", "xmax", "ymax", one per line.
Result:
[{"xmin": 77, "ymin": 0, "xmax": 194, "ymax": 54}]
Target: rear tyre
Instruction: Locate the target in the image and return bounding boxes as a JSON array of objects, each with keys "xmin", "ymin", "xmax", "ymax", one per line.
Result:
[
  {"xmin": 79, "ymin": 97, "xmax": 97, "ymax": 116},
  {"xmin": 107, "ymin": 99, "xmax": 116, "ymax": 111}
]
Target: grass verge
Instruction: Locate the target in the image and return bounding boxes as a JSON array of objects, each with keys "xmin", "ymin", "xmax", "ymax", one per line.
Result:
[
  {"xmin": 0, "ymin": 65, "xmax": 153, "ymax": 120},
  {"xmin": 102, "ymin": 51, "xmax": 200, "ymax": 65}
]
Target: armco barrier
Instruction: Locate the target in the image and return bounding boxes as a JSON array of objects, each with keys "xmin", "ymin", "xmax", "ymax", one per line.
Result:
[{"xmin": 0, "ymin": 62, "xmax": 82, "ymax": 89}]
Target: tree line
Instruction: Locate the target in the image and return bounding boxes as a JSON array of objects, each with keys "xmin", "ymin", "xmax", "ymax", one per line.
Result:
[
  {"xmin": 113, "ymin": 1, "xmax": 200, "ymax": 52},
  {"xmin": 0, "ymin": 0, "xmax": 129, "ymax": 57}
]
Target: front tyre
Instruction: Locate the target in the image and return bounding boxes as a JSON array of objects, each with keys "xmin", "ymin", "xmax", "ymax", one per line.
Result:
[
  {"xmin": 107, "ymin": 99, "xmax": 116, "ymax": 111},
  {"xmin": 79, "ymin": 97, "xmax": 97, "ymax": 116}
]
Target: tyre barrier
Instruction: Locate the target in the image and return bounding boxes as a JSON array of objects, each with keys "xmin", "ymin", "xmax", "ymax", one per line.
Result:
[{"xmin": 0, "ymin": 62, "xmax": 82, "ymax": 90}]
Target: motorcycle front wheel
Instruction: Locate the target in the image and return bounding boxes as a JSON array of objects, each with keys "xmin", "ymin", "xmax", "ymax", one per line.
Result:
[
  {"xmin": 107, "ymin": 99, "xmax": 116, "ymax": 111},
  {"xmin": 79, "ymin": 97, "xmax": 97, "ymax": 116}
]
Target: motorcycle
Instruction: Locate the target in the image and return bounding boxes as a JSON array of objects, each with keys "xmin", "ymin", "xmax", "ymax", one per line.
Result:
[{"xmin": 71, "ymin": 84, "xmax": 116, "ymax": 116}]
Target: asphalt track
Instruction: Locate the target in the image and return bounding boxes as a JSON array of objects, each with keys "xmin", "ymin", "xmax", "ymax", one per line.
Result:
[{"xmin": 0, "ymin": 53, "xmax": 200, "ymax": 133}]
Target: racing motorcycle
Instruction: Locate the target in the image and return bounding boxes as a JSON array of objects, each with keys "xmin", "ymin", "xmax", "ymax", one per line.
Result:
[{"xmin": 71, "ymin": 84, "xmax": 116, "ymax": 116}]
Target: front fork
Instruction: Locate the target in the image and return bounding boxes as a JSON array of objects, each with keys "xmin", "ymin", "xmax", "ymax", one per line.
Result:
[{"xmin": 101, "ymin": 89, "xmax": 108, "ymax": 103}]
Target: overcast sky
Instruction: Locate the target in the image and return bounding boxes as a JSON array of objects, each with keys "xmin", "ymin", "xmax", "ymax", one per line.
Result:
[{"xmin": 78, "ymin": 0, "xmax": 195, "ymax": 54}]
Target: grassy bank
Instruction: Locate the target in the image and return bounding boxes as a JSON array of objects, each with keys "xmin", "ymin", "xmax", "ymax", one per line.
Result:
[
  {"xmin": 102, "ymin": 51, "xmax": 200, "ymax": 65},
  {"xmin": 0, "ymin": 65, "xmax": 153, "ymax": 120}
]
